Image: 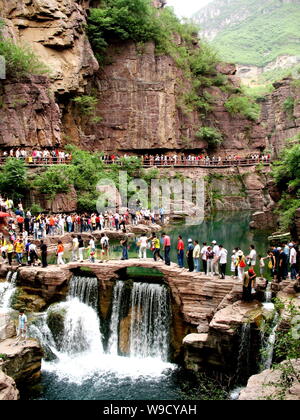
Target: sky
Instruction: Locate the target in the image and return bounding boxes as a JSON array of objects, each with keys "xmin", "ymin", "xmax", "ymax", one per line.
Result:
[{"xmin": 166, "ymin": 0, "xmax": 212, "ymax": 18}]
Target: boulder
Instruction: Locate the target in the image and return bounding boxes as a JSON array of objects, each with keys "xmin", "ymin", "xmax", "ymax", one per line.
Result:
[
  {"xmin": 0, "ymin": 314, "xmax": 16, "ymax": 342},
  {"xmin": 0, "ymin": 371, "xmax": 19, "ymax": 400}
]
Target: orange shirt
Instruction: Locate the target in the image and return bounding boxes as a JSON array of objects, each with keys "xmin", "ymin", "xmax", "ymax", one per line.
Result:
[{"xmin": 57, "ymin": 244, "xmax": 64, "ymax": 253}]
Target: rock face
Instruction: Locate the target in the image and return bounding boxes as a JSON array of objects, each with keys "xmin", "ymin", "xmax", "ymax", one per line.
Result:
[
  {"xmin": 0, "ymin": 75, "xmax": 61, "ymax": 147},
  {"xmin": 0, "ymin": 338, "xmax": 43, "ymax": 390},
  {"xmin": 0, "ymin": 0, "xmax": 99, "ymax": 95},
  {"xmin": 0, "ymin": 371, "xmax": 19, "ymax": 400},
  {"xmin": 0, "ymin": 314, "xmax": 16, "ymax": 341},
  {"xmin": 260, "ymin": 78, "xmax": 300, "ymax": 156},
  {"xmin": 239, "ymin": 359, "xmax": 300, "ymax": 400}
]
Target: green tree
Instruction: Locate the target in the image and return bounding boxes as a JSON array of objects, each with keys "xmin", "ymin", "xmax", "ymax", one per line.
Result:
[{"xmin": 0, "ymin": 158, "xmax": 28, "ymax": 200}]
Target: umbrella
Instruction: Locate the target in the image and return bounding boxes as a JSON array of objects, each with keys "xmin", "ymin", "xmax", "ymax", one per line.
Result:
[{"xmin": 0, "ymin": 212, "xmax": 10, "ymax": 218}]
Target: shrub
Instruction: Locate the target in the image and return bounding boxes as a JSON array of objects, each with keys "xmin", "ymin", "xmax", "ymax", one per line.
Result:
[
  {"xmin": 0, "ymin": 20, "xmax": 48, "ymax": 79},
  {"xmin": 196, "ymin": 126, "xmax": 223, "ymax": 147},
  {"xmin": 283, "ymin": 96, "xmax": 295, "ymax": 118},
  {"xmin": 224, "ymin": 95, "xmax": 261, "ymax": 121},
  {"xmin": 0, "ymin": 158, "xmax": 28, "ymax": 200},
  {"xmin": 73, "ymin": 96, "xmax": 98, "ymax": 116}
]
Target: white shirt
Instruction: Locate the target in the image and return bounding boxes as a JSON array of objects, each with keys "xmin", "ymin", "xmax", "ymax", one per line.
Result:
[
  {"xmin": 213, "ymin": 245, "xmax": 220, "ymax": 257},
  {"xmin": 249, "ymin": 249, "xmax": 257, "ymax": 265},
  {"xmin": 139, "ymin": 236, "xmax": 148, "ymax": 247},
  {"xmin": 72, "ymin": 237, "xmax": 79, "ymax": 250},
  {"xmin": 201, "ymin": 246, "xmax": 208, "ymax": 260},
  {"xmin": 290, "ymin": 247, "xmax": 297, "ymax": 264},
  {"xmin": 219, "ymin": 248, "xmax": 228, "ymax": 264}
]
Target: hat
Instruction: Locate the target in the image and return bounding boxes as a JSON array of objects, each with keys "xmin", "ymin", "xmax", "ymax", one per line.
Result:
[
  {"xmin": 289, "ymin": 243, "xmax": 294, "ymax": 247},
  {"xmin": 237, "ymin": 250, "xmax": 243, "ymax": 257},
  {"xmin": 277, "ymin": 247, "xmax": 282, "ymax": 251},
  {"xmin": 212, "ymin": 240, "xmax": 217, "ymax": 244},
  {"xmin": 188, "ymin": 238, "xmax": 193, "ymax": 243}
]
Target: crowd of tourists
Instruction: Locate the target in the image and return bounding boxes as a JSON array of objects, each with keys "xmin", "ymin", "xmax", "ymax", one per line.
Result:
[
  {"xmin": 1, "ymin": 148, "xmax": 271, "ymax": 167},
  {"xmin": 102, "ymin": 152, "xmax": 271, "ymax": 166},
  {"xmin": 1, "ymin": 149, "xmax": 72, "ymax": 164}
]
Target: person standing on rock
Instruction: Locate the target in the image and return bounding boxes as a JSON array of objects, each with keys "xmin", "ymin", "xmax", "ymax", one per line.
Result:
[
  {"xmin": 100, "ymin": 233, "xmax": 110, "ymax": 261},
  {"xmin": 186, "ymin": 239, "xmax": 194, "ymax": 272},
  {"xmin": 193, "ymin": 240, "xmax": 201, "ymax": 272},
  {"xmin": 242, "ymin": 268, "xmax": 257, "ymax": 302},
  {"xmin": 151, "ymin": 233, "xmax": 164, "ymax": 262},
  {"xmin": 212, "ymin": 240, "xmax": 220, "ymax": 276},
  {"xmin": 78, "ymin": 235, "xmax": 85, "ymax": 262},
  {"xmin": 162, "ymin": 232, "xmax": 171, "ymax": 266},
  {"xmin": 237, "ymin": 250, "xmax": 247, "ymax": 281},
  {"xmin": 246, "ymin": 245, "xmax": 257, "ymax": 268},
  {"xmin": 218, "ymin": 245, "xmax": 228, "ymax": 279},
  {"xmin": 15, "ymin": 310, "xmax": 27, "ymax": 346},
  {"xmin": 201, "ymin": 242, "xmax": 208, "ymax": 274},
  {"xmin": 71, "ymin": 234, "xmax": 79, "ymax": 262},
  {"xmin": 40, "ymin": 240, "xmax": 48, "ymax": 268},
  {"xmin": 177, "ymin": 235, "xmax": 184, "ymax": 268},
  {"xmin": 89, "ymin": 236, "xmax": 96, "ymax": 263},
  {"xmin": 120, "ymin": 237, "xmax": 129, "ymax": 260},
  {"xmin": 56, "ymin": 240, "xmax": 65, "ymax": 265},
  {"xmin": 138, "ymin": 234, "xmax": 148, "ymax": 259}
]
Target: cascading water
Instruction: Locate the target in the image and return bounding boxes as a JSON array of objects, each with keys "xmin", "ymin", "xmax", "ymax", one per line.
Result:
[
  {"xmin": 0, "ymin": 271, "xmax": 18, "ymax": 312},
  {"xmin": 107, "ymin": 280, "xmax": 124, "ymax": 355},
  {"xmin": 29, "ymin": 276, "xmax": 177, "ymax": 399},
  {"xmin": 235, "ymin": 323, "xmax": 251, "ymax": 385},
  {"xmin": 129, "ymin": 282, "xmax": 170, "ymax": 361},
  {"xmin": 260, "ymin": 312, "xmax": 279, "ymax": 370}
]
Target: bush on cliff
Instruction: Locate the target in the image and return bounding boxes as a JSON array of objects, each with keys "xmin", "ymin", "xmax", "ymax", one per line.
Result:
[
  {"xmin": 224, "ymin": 95, "xmax": 261, "ymax": 121},
  {"xmin": 0, "ymin": 20, "xmax": 48, "ymax": 79},
  {"xmin": 272, "ymin": 142, "xmax": 300, "ymax": 230},
  {"xmin": 0, "ymin": 158, "xmax": 28, "ymax": 200}
]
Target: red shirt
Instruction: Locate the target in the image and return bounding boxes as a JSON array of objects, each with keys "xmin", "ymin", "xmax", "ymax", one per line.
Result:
[
  {"xmin": 177, "ymin": 240, "xmax": 184, "ymax": 251},
  {"xmin": 163, "ymin": 236, "xmax": 171, "ymax": 246}
]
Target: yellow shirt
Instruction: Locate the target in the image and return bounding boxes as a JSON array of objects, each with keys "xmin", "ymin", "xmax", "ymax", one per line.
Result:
[{"xmin": 15, "ymin": 242, "xmax": 24, "ymax": 253}]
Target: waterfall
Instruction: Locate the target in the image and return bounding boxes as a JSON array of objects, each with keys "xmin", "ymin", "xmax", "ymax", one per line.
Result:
[
  {"xmin": 68, "ymin": 275, "xmax": 99, "ymax": 310},
  {"xmin": 107, "ymin": 281, "xmax": 124, "ymax": 355},
  {"xmin": 235, "ymin": 323, "xmax": 251, "ymax": 385},
  {"xmin": 260, "ymin": 313, "xmax": 279, "ymax": 370},
  {"xmin": 129, "ymin": 282, "xmax": 170, "ymax": 361},
  {"xmin": 0, "ymin": 271, "xmax": 18, "ymax": 312},
  {"xmin": 264, "ymin": 282, "xmax": 272, "ymax": 303}
]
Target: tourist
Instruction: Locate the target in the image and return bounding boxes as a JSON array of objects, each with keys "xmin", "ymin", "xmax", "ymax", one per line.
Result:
[
  {"xmin": 242, "ymin": 267, "xmax": 257, "ymax": 302},
  {"xmin": 162, "ymin": 232, "xmax": 171, "ymax": 266},
  {"xmin": 138, "ymin": 234, "xmax": 148, "ymax": 259},
  {"xmin": 28, "ymin": 241, "xmax": 38, "ymax": 266},
  {"xmin": 206, "ymin": 246, "xmax": 214, "ymax": 277},
  {"xmin": 193, "ymin": 240, "xmax": 201, "ymax": 273},
  {"xmin": 120, "ymin": 237, "xmax": 129, "ymax": 260},
  {"xmin": 218, "ymin": 245, "xmax": 228, "ymax": 279},
  {"xmin": 231, "ymin": 249, "xmax": 238, "ymax": 278},
  {"xmin": 186, "ymin": 239, "xmax": 194, "ymax": 272},
  {"xmin": 15, "ymin": 238, "xmax": 25, "ymax": 266},
  {"xmin": 247, "ymin": 245, "xmax": 257, "ymax": 267},
  {"xmin": 89, "ymin": 236, "xmax": 96, "ymax": 263},
  {"xmin": 71, "ymin": 234, "xmax": 79, "ymax": 262},
  {"xmin": 15, "ymin": 310, "xmax": 27, "ymax": 346},
  {"xmin": 100, "ymin": 233, "xmax": 109, "ymax": 261},
  {"xmin": 268, "ymin": 250, "xmax": 277, "ymax": 280},
  {"xmin": 78, "ymin": 235, "xmax": 85, "ymax": 262},
  {"xmin": 7, "ymin": 241, "xmax": 14, "ymax": 266},
  {"xmin": 258, "ymin": 254, "xmax": 266, "ymax": 280},
  {"xmin": 201, "ymin": 242, "xmax": 208, "ymax": 274},
  {"xmin": 177, "ymin": 235, "xmax": 184, "ymax": 268},
  {"xmin": 40, "ymin": 240, "xmax": 48, "ymax": 268},
  {"xmin": 151, "ymin": 233, "xmax": 164, "ymax": 262},
  {"xmin": 159, "ymin": 207, "xmax": 165, "ymax": 224},
  {"xmin": 277, "ymin": 247, "xmax": 288, "ymax": 282},
  {"xmin": 289, "ymin": 243, "xmax": 298, "ymax": 280},
  {"xmin": 212, "ymin": 240, "xmax": 220, "ymax": 276},
  {"xmin": 236, "ymin": 250, "xmax": 246, "ymax": 281},
  {"xmin": 56, "ymin": 240, "xmax": 65, "ymax": 265}
]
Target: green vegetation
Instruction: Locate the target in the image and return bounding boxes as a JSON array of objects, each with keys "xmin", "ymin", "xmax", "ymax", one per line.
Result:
[
  {"xmin": 73, "ymin": 96, "xmax": 98, "ymax": 116},
  {"xmin": 283, "ymin": 96, "xmax": 295, "ymax": 119},
  {"xmin": 0, "ymin": 19, "xmax": 48, "ymax": 79},
  {"xmin": 272, "ymin": 140, "xmax": 300, "ymax": 230},
  {"xmin": 196, "ymin": 126, "xmax": 223, "ymax": 146},
  {"xmin": 260, "ymin": 298, "xmax": 300, "ymax": 400},
  {"xmin": 195, "ymin": 1, "xmax": 300, "ymax": 67},
  {"xmin": 224, "ymin": 95, "xmax": 261, "ymax": 121},
  {"xmin": 0, "ymin": 158, "xmax": 28, "ymax": 200}
]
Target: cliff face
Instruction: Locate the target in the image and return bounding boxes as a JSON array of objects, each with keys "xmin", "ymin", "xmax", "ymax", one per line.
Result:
[
  {"xmin": 0, "ymin": 0, "xmax": 297, "ymax": 155},
  {"xmin": 260, "ymin": 78, "xmax": 300, "ymax": 155}
]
